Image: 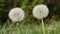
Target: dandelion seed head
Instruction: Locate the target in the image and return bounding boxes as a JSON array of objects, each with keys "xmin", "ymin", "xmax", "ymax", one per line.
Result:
[
  {"xmin": 9, "ymin": 8, "xmax": 25, "ymax": 22},
  {"xmin": 32, "ymin": 4, "xmax": 49, "ymax": 19}
]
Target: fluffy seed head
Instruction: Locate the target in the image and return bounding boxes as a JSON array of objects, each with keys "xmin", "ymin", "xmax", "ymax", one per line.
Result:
[
  {"xmin": 9, "ymin": 8, "xmax": 25, "ymax": 22},
  {"xmin": 32, "ymin": 4, "xmax": 49, "ymax": 19}
]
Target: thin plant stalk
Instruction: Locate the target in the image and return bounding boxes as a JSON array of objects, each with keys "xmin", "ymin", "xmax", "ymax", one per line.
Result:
[
  {"xmin": 54, "ymin": 23, "xmax": 57, "ymax": 34},
  {"xmin": 42, "ymin": 19, "xmax": 45, "ymax": 34}
]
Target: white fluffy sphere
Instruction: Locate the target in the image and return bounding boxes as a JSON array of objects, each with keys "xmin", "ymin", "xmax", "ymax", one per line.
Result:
[
  {"xmin": 32, "ymin": 4, "xmax": 49, "ymax": 19},
  {"xmin": 9, "ymin": 8, "xmax": 25, "ymax": 22}
]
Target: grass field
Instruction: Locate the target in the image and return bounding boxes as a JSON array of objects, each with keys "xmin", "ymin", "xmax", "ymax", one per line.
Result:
[{"xmin": 0, "ymin": 20, "xmax": 60, "ymax": 34}]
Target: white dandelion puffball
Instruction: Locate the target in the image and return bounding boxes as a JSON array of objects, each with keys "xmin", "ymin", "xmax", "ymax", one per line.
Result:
[
  {"xmin": 32, "ymin": 4, "xmax": 49, "ymax": 19},
  {"xmin": 9, "ymin": 8, "xmax": 25, "ymax": 22}
]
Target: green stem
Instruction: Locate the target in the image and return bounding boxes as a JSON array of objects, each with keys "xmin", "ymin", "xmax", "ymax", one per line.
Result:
[{"xmin": 42, "ymin": 19, "xmax": 45, "ymax": 34}]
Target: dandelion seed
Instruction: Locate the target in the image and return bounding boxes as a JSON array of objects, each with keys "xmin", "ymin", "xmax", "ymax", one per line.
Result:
[
  {"xmin": 9, "ymin": 8, "xmax": 25, "ymax": 22},
  {"xmin": 32, "ymin": 4, "xmax": 49, "ymax": 19}
]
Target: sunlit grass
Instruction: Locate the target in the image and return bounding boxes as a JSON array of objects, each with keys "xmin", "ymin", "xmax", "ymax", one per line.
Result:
[{"xmin": 0, "ymin": 20, "xmax": 60, "ymax": 34}]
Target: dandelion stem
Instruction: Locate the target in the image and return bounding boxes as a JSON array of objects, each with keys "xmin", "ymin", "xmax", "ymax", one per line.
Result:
[
  {"xmin": 42, "ymin": 19, "xmax": 45, "ymax": 34},
  {"xmin": 54, "ymin": 23, "xmax": 57, "ymax": 34}
]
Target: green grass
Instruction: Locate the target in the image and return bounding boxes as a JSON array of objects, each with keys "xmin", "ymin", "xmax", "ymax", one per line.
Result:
[{"xmin": 0, "ymin": 20, "xmax": 60, "ymax": 34}]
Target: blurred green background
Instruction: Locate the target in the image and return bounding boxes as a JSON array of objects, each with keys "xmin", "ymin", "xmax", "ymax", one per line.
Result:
[
  {"xmin": 0, "ymin": 0, "xmax": 60, "ymax": 25},
  {"xmin": 0, "ymin": 0, "xmax": 60, "ymax": 34}
]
